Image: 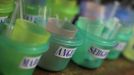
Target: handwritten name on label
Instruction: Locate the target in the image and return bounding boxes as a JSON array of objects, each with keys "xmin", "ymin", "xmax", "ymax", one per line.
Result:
[
  {"xmin": 20, "ymin": 56, "xmax": 41, "ymax": 69},
  {"xmin": 115, "ymin": 42, "xmax": 127, "ymax": 51},
  {"xmin": 55, "ymin": 46, "xmax": 76, "ymax": 58},
  {"xmin": 89, "ymin": 46, "xmax": 110, "ymax": 59},
  {"xmin": 0, "ymin": 16, "xmax": 8, "ymax": 23}
]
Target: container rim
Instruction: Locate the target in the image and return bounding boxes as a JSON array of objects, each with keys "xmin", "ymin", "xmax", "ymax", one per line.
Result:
[
  {"xmin": 50, "ymin": 33, "xmax": 83, "ymax": 47},
  {"xmin": 0, "ymin": 35, "xmax": 49, "ymax": 54}
]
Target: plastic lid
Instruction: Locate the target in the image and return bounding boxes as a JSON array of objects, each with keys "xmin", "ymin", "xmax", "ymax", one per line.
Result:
[
  {"xmin": 115, "ymin": 6, "xmax": 134, "ymax": 26},
  {"xmin": 46, "ymin": 18, "xmax": 77, "ymax": 39}
]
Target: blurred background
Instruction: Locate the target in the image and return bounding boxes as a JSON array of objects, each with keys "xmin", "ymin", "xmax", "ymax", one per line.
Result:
[{"xmin": 0, "ymin": 0, "xmax": 134, "ymax": 75}]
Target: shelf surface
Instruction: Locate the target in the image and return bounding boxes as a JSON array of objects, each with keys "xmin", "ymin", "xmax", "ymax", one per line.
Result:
[{"xmin": 33, "ymin": 58, "xmax": 134, "ymax": 75}]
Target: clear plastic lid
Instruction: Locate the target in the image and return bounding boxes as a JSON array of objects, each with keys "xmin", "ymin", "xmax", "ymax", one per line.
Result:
[
  {"xmin": 115, "ymin": 6, "xmax": 134, "ymax": 27},
  {"xmin": 46, "ymin": 18, "xmax": 77, "ymax": 39}
]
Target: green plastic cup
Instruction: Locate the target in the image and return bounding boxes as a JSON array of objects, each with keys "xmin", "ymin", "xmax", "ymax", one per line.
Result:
[
  {"xmin": 38, "ymin": 21, "xmax": 82, "ymax": 71},
  {"xmin": 0, "ymin": 35, "xmax": 49, "ymax": 75},
  {"xmin": 72, "ymin": 17, "xmax": 116, "ymax": 69},
  {"xmin": 23, "ymin": 0, "xmax": 47, "ymax": 25},
  {"xmin": 107, "ymin": 26, "xmax": 133, "ymax": 60},
  {"xmin": 72, "ymin": 31, "xmax": 116, "ymax": 69},
  {"xmin": 11, "ymin": 19, "xmax": 50, "ymax": 45},
  {"xmin": 0, "ymin": 18, "xmax": 50, "ymax": 75},
  {"xmin": 123, "ymin": 28, "xmax": 134, "ymax": 61},
  {"xmin": 38, "ymin": 33, "xmax": 82, "ymax": 71}
]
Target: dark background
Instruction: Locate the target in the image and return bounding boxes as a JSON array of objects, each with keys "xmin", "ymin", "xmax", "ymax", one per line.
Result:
[{"xmin": 77, "ymin": 0, "xmax": 134, "ymax": 9}]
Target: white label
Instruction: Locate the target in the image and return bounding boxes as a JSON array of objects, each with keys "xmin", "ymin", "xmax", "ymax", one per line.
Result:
[
  {"xmin": 89, "ymin": 46, "xmax": 110, "ymax": 59},
  {"xmin": 115, "ymin": 42, "xmax": 127, "ymax": 51},
  {"xmin": 20, "ymin": 56, "xmax": 41, "ymax": 69},
  {"xmin": 0, "ymin": 16, "xmax": 8, "ymax": 23},
  {"xmin": 55, "ymin": 46, "xmax": 76, "ymax": 58}
]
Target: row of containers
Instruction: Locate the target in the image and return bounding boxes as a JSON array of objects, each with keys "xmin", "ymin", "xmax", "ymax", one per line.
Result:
[{"xmin": 0, "ymin": 0, "xmax": 134, "ymax": 75}]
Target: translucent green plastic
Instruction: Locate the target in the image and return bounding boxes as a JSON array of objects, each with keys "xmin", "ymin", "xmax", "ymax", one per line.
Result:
[
  {"xmin": 0, "ymin": 0, "xmax": 14, "ymax": 34},
  {"xmin": 47, "ymin": 0, "xmax": 78, "ymax": 21},
  {"xmin": 23, "ymin": 0, "xmax": 47, "ymax": 25},
  {"xmin": 0, "ymin": 18, "xmax": 51, "ymax": 75},
  {"xmin": 0, "ymin": 35, "xmax": 49, "ymax": 75},
  {"xmin": 76, "ymin": 17, "xmax": 104, "ymax": 37},
  {"xmin": 107, "ymin": 26, "xmax": 132, "ymax": 60},
  {"xmin": 38, "ymin": 33, "xmax": 82, "ymax": 71},
  {"xmin": 23, "ymin": 0, "xmax": 46, "ymax": 15},
  {"xmin": 72, "ymin": 18, "xmax": 116, "ymax": 69},
  {"xmin": 0, "ymin": 0, "xmax": 14, "ymax": 16},
  {"xmin": 123, "ymin": 28, "xmax": 134, "ymax": 61},
  {"xmin": 72, "ymin": 31, "xmax": 116, "ymax": 69},
  {"xmin": 11, "ymin": 19, "xmax": 50, "ymax": 45}
]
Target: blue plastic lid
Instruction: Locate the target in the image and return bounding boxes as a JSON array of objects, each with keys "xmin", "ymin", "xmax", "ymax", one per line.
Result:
[
  {"xmin": 115, "ymin": 6, "xmax": 134, "ymax": 26},
  {"xmin": 105, "ymin": 4, "xmax": 134, "ymax": 27}
]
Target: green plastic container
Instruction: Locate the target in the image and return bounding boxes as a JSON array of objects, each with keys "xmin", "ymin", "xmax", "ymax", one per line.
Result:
[
  {"xmin": 11, "ymin": 19, "xmax": 50, "ymax": 45},
  {"xmin": 76, "ymin": 17, "xmax": 104, "ymax": 37},
  {"xmin": 0, "ymin": 19, "xmax": 50, "ymax": 75},
  {"xmin": 38, "ymin": 33, "xmax": 82, "ymax": 71},
  {"xmin": 0, "ymin": 35, "xmax": 49, "ymax": 75},
  {"xmin": 47, "ymin": 0, "xmax": 78, "ymax": 21},
  {"xmin": 72, "ymin": 31, "xmax": 116, "ymax": 69},
  {"xmin": 0, "ymin": 0, "xmax": 14, "ymax": 33},
  {"xmin": 72, "ymin": 17, "xmax": 116, "ymax": 69},
  {"xmin": 123, "ymin": 28, "xmax": 134, "ymax": 61},
  {"xmin": 0, "ymin": 0, "xmax": 14, "ymax": 16},
  {"xmin": 23, "ymin": 0, "xmax": 47, "ymax": 25},
  {"xmin": 107, "ymin": 26, "xmax": 132, "ymax": 60}
]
